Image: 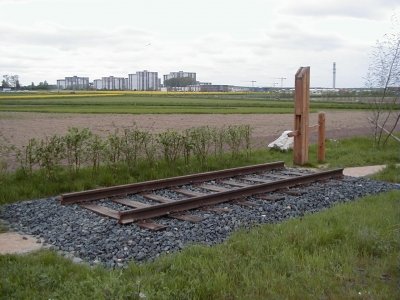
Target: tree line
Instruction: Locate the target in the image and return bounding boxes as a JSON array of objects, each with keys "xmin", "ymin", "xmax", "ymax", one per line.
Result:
[{"xmin": 1, "ymin": 74, "xmax": 53, "ymax": 90}]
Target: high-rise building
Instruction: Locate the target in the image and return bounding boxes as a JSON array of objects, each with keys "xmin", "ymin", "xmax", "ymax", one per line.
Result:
[
  {"xmin": 65, "ymin": 76, "xmax": 89, "ymax": 90},
  {"xmin": 163, "ymin": 71, "xmax": 196, "ymax": 84},
  {"xmin": 56, "ymin": 76, "xmax": 89, "ymax": 90},
  {"xmin": 101, "ymin": 76, "xmax": 127, "ymax": 90},
  {"xmin": 93, "ymin": 79, "xmax": 103, "ymax": 90},
  {"xmin": 128, "ymin": 70, "xmax": 159, "ymax": 91},
  {"xmin": 56, "ymin": 79, "xmax": 66, "ymax": 90}
]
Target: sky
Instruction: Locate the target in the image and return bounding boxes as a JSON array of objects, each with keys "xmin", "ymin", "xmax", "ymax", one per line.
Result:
[{"xmin": 0, "ymin": 0, "xmax": 399, "ymax": 88}]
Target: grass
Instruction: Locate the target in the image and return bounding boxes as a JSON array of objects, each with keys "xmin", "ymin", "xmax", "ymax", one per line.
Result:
[
  {"xmin": 372, "ymin": 164, "xmax": 400, "ymax": 183},
  {"xmin": 1, "ymin": 190, "xmax": 399, "ymax": 299},
  {"xmin": 0, "ymin": 151, "xmax": 289, "ymax": 205},
  {"xmin": 0, "ymin": 92, "xmax": 394, "ymax": 114},
  {"xmin": 324, "ymin": 136, "xmax": 400, "ymax": 168},
  {"xmin": 1, "ymin": 135, "xmax": 399, "ymax": 205}
]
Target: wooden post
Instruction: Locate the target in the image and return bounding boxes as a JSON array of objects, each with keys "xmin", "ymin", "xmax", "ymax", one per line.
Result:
[
  {"xmin": 293, "ymin": 67, "xmax": 310, "ymax": 165},
  {"xmin": 318, "ymin": 112, "xmax": 326, "ymax": 162}
]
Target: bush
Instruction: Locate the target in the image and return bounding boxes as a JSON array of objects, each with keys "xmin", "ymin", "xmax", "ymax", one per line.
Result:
[{"xmin": 3, "ymin": 124, "xmax": 254, "ymax": 178}]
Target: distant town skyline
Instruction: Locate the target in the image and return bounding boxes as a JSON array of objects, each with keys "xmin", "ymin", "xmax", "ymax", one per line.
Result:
[{"xmin": 1, "ymin": 0, "xmax": 399, "ymax": 88}]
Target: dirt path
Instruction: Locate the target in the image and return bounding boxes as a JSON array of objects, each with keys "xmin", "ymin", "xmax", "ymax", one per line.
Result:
[{"xmin": 0, "ymin": 232, "xmax": 43, "ymax": 254}]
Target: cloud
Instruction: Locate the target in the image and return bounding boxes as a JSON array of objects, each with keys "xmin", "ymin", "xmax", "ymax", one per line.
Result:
[
  {"xmin": 246, "ymin": 20, "xmax": 352, "ymax": 58},
  {"xmin": 0, "ymin": 23, "xmax": 152, "ymax": 50},
  {"xmin": 0, "ymin": 0, "xmax": 42, "ymax": 3},
  {"xmin": 0, "ymin": 17, "xmax": 376, "ymax": 87},
  {"xmin": 280, "ymin": 0, "xmax": 400, "ymax": 19}
]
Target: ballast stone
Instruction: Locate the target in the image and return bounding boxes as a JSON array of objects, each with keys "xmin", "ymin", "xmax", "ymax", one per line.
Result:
[{"xmin": 0, "ymin": 177, "xmax": 398, "ymax": 267}]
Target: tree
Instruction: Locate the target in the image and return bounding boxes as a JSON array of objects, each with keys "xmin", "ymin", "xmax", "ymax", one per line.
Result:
[
  {"xmin": 2, "ymin": 74, "xmax": 19, "ymax": 89},
  {"xmin": 367, "ymin": 14, "xmax": 400, "ymax": 147},
  {"xmin": 164, "ymin": 77, "xmax": 196, "ymax": 87},
  {"xmin": 25, "ymin": 81, "xmax": 50, "ymax": 90},
  {"xmin": 1, "ymin": 79, "xmax": 9, "ymax": 88}
]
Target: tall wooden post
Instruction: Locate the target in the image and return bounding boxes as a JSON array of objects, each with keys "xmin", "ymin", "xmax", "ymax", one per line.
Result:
[
  {"xmin": 318, "ymin": 112, "xmax": 326, "ymax": 162},
  {"xmin": 293, "ymin": 67, "xmax": 310, "ymax": 165}
]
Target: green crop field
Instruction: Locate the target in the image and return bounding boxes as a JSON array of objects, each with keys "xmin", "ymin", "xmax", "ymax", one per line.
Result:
[{"xmin": 0, "ymin": 92, "xmax": 387, "ymax": 114}]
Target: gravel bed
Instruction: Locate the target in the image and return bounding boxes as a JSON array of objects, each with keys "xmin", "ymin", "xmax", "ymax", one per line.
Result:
[
  {"xmin": 0, "ymin": 176, "xmax": 398, "ymax": 268},
  {"xmin": 179, "ymin": 184, "xmax": 213, "ymax": 194},
  {"xmin": 127, "ymin": 194, "xmax": 159, "ymax": 205},
  {"xmin": 96, "ymin": 199, "xmax": 131, "ymax": 211},
  {"xmin": 152, "ymin": 189, "xmax": 185, "ymax": 200}
]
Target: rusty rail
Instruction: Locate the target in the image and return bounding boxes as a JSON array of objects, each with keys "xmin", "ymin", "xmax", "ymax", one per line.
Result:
[
  {"xmin": 118, "ymin": 168, "xmax": 343, "ymax": 224},
  {"xmin": 59, "ymin": 162, "xmax": 343, "ymax": 226},
  {"xmin": 60, "ymin": 161, "xmax": 285, "ymax": 204}
]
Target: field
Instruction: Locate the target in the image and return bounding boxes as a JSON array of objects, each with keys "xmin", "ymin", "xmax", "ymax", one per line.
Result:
[
  {"xmin": 0, "ymin": 91, "xmax": 392, "ymax": 114},
  {"xmin": 1, "ymin": 91, "xmax": 400, "ymax": 299}
]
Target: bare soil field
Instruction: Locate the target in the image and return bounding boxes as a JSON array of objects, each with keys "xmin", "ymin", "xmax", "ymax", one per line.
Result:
[
  {"xmin": 2, "ymin": 110, "xmax": 399, "ymax": 171},
  {"xmin": 0, "ymin": 111, "xmax": 376, "ymax": 150}
]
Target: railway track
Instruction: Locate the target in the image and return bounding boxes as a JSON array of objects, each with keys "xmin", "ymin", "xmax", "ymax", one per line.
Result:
[{"xmin": 59, "ymin": 161, "xmax": 343, "ymax": 230}]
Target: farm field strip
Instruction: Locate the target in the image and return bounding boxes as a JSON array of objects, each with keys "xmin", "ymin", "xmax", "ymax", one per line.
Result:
[
  {"xmin": 0, "ymin": 94, "xmax": 386, "ymax": 114},
  {"xmin": 0, "ymin": 105, "xmax": 295, "ymax": 114}
]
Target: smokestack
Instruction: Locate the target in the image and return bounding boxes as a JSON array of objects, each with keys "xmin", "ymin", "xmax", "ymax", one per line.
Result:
[{"xmin": 333, "ymin": 62, "xmax": 336, "ymax": 89}]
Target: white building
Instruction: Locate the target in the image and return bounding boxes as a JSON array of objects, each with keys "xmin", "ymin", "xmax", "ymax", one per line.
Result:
[
  {"xmin": 101, "ymin": 76, "xmax": 128, "ymax": 90},
  {"xmin": 56, "ymin": 76, "xmax": 89, "ymax": 90},
  {"xmin": 93, "ymin": 79, "xmax": 103, "ymax": 90},
  {"xmin": 66, "ymin": 76, "xmax": 89, "ymax": 90},
  {"xmin": 56, "ymin": 79, "xmax": 66, "ymax": 90},
  {"xmin": 128, "ymin": 70, "xmax": 159, "ymax": 91},
  {"xmin": 163, "ymin": 71, "xmax": 196, "ymax": 83},
  {"xmin": 128, "ymin": 74, "xmax": 137, "ymax": 90}
]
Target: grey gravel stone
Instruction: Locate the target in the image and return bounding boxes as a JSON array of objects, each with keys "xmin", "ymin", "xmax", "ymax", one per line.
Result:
[{"xmin": 0, "ymin": 175, "xmax": 398, "ymax": 268}]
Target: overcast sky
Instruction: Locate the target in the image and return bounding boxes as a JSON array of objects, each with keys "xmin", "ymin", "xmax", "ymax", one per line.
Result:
[{"xmin": 1, "ymin": 0, "xmax": 399, "ymax": 87}]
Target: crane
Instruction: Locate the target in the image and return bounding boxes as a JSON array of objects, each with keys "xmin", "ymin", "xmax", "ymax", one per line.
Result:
[
  {"xmin": 243, "ymin": 80, "xmax": 257, "ymax": 87},
  {"xmin": 273, "ymin": 77, "xmax": 287, "ymax": 88}
]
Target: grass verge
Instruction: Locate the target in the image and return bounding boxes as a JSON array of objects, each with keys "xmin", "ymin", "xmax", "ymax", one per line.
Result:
[
  {"xmin": 372, "ymin": 164, "xmax": 400, "ymax": 183},
  {"xmin": 1, "ymin": 190, "xmax": 399, "ymax": 299}
]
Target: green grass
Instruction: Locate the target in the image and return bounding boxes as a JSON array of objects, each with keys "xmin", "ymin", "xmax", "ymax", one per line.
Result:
[
  {"xmin": 1, "ymin": 191, "xmax": 399, "ymax": 299},
  {"xmin": 0, "ymin": 151, "xmax": 290, "ymax": 205},
  {"xmin": 0, "ymin": 93, "xmax": 393, "ymax": 114},
  {"xmin": 1, "ymin": 135, "xmax": 399, "ymax": 205},
  {"xmin": 373, "ymin": 164, "xmax": 400, "ymax": 183},
  {"xmin": 324, "ymin": 137, "xmax": 400, "ymax": 168}
]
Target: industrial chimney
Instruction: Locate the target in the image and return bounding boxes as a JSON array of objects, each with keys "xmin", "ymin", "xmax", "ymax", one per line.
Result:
[{"xmin": 333, "ymin": 62, "xmax": 336, "ymax": 89}]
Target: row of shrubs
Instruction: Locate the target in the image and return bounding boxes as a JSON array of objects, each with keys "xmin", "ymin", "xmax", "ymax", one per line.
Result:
[{"xmin": 1, "ymin": 124, "xmax": 252, "ymax": 178}]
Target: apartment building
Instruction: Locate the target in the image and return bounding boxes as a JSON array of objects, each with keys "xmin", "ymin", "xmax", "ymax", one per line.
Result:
[
  {"xmin": 65, "ymin": 76, "xmax": 89, "ymax": 90},
  {"xmin": 93, "ymin": 79, "xmax": 102, "ymax": 90},
  {"xmin": 128, "ymin": 70, "xmax": 159, "ymax": 91},
  {"xmin": 56, "ymin": 79, "xmax": 66, "ymax": 90},
  {"xmin": 101, "ymin": 76, "xmax": 128, "ymax": 90},
  {"xmin": 56, "ymin": 76, "xmax": 89, "ymax": 90},
  {"xmin": 163, "ymin": 71, "xmax": 196, "ymax": 84}
]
